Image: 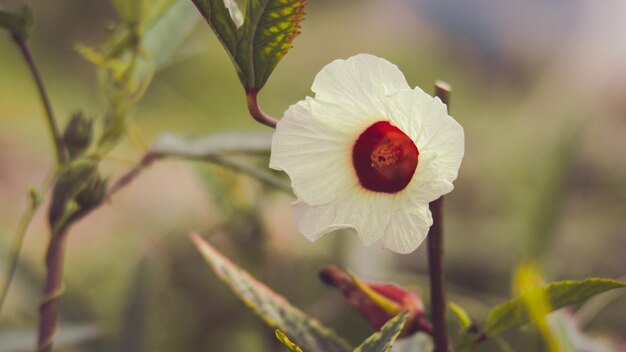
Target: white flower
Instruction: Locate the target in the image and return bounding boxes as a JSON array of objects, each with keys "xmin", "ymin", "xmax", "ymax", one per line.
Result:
[{"xmin": 270, "ymin": 54, "xmax": 464, "ymax": 254}]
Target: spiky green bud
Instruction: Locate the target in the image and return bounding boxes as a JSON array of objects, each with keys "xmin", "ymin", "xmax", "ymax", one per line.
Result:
[{"xmin": 63, "ymin": 112, "xmax": 93, "ymax": 160}]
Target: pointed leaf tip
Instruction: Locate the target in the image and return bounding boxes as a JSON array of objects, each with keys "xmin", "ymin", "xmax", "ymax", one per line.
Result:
[
  {"xmin": 354, "ymin": 311, "xmax": 409, "ymax": 352},
  {"xmin": 276, "ymin": 330, "xmax": 305, "ymax": 352}
]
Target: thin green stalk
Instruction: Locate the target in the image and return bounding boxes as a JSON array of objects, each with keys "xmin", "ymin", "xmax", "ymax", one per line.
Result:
[
  {"xmin": 0, "ymin": 193, "xmax": 41, "ymax": 312},
  {"xmin": 13, "ymin": 36, "xmax": 68, "ymax": 164},
  {"xmin": 0, "ymin": 175, "xmax": 53, "ymax": 316}
]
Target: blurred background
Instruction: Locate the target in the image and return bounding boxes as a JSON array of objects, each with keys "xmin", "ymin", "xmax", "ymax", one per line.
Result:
[{"xmin": 0, "ymin": 0, "xmax": 625, "ymax": 351}]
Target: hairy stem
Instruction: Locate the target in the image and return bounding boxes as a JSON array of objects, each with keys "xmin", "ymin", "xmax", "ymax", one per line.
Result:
[
  {"xmin": 245, "ymin": 89, "xmax": 279, "ymax": 128},
  {"xmin": 13, "ymin": 36, "xmax": 67, "ymax": 165},
  {"xmin": 37, "ymin": 227, "xmax": 69, "ymax": 352},
  {"xmin": 427, "ymin": 81, "xmax": 451, "ymax": 352}
]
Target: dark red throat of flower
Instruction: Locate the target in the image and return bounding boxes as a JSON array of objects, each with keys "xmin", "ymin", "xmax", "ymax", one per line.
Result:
[{"xmin": 352, "ymin": 121, "xmax": 419, "ymax": 193}]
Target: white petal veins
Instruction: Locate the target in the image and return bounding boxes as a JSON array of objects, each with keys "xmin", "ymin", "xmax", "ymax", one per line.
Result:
[
  {"xmin": 270, "ymin": 100, "xmax": 356, "ymax": 206},
  {"xmin": 311, "ymin": 54, "xmax": 411, "ymax": 121},
  {"xmin": 292, "ymin": 189, "xmax": 394, "ymax": 245},
  {"xmin": 384, "ymin": 88, "xmax": 464, "ymax": 190},
  {"xmin": 383, "ymin": 195, "xmax": 433, "ymax": 254}
]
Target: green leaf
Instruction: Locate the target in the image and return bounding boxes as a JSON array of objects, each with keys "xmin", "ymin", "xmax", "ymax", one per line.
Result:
[
  {"xmin": 191, "ymin": 0, "xmax": 241, "ymax": 54},
  {"xmin": 449, "ymin": 302, "xmax": 472, "ymax": 330},
  {"xmin": 237, "ymin": 0, "xmax": 306, "ymax": 89},
  {"xmin": 0, "ymin": 6, "xmax": 33, "ymax": 40},
  {"xmin": 513, "ymin": 263, "xmax": 561, "ymax": 351},
  {"xmin": 389, "ymin": 333, "xmax": 433, "ymax": 352},
  {"xmin": 353, "ymin": 311, "xmax": 408, "ymax": 352},
  {"xmin": 484, "ymin": 278, "xmax": 626, "ymax": 337},
  {"xmin": 276, "ymin": 330, "xmax": 305, "ymax": 352},
  {"xmin": 191, "ymin": 234, "xmax": 352, "ymax": 352},
  {"xmin": 140, "ymin": 0, "xmax": 201, "ymax": 69},
  {"xmin": 77, "ymin": 0, "xmax": 200, "ymax": 151},
  {"xmin": 193, "ymin": 0, "xmax": 307, "ymax": 89}
]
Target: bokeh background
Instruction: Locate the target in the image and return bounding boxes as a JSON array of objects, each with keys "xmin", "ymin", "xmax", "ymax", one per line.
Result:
[{"xmin": 0, "ymin": 0, "xmax": 625, "ymax": 351}]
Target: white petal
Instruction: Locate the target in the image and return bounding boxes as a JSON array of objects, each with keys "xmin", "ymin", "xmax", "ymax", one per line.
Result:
[
  {"xmin": 310, "ymin": 54, "xmax": 411, "ymax": 131},
  {"xmin": 408, "ymin": 153, "xmax": 455, "ymax": 204},
  {"xmin": 270, "ymin": 100, "xmax": 357, "ymax": 206},
  {"xmin": 409, "ymin": 93, "xmax": 464, "ymax": 184},
  {"xmin": 382, "ymin": 86, "xmax": 436, "ymax": 139},
  {"xmin": 383, "ymin": 196, "xmax": 433, "ymax": 254},
  {"xmin": 308, "ymin": 98, "xmax": 379, "ymax": 138},
  {"xmin": 383, "ymin": 88, "xmax": 464, "ymax": 190},
  {"xmin": 292, "ymin": 189, "xmax": 394, "ymax": 245}
]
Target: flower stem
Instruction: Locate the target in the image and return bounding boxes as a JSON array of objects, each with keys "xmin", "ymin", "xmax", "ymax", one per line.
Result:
[
  {"xmin": 37, "ymin": 227, "xmax": 69, "ymax": 352},
  {"xmin": 245, "ymin": 89, "xmax": 279, "ymax": 128},
  {"xmin": 427, "ymin": 81, "xmax": 451, "ymax": 352},
  {"xmin": 13, "ymin": 36, "xmax": 68, "ymax": 165}
]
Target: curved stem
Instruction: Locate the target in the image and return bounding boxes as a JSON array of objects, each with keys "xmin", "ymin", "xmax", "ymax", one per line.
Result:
[
  {"xmin": 37, "ymin": 227, "xmax": 69, "ymax": 352},
  {"xmin": 427, "ymin": 81, "xmax": 452, "ymax": 352},
  {"xmin": 13, "ymin": 36, "xmax": 67, "ymax": 165},
  {"xmin": 245, "ymin": 89, "xmax": 278, "ymax": 128}
]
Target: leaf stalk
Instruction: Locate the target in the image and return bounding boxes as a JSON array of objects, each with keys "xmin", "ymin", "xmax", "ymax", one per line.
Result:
[{"xmin": 246, "ymin": 89, "xmax": 279, "ymax": 128}]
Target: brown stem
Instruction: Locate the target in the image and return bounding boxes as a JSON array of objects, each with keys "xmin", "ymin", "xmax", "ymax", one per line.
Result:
[
  {"xmin": 245, "ymin": 89, "xmax": 278, "ymax": 128},
  {"xmin": 107, "ymin": 151, "xmax": 159, "ymax": 196},
  {"xmin": 427, "ymin": 81, "xmax": 452, "ymax": 352},
  {"xmin": 13, "ymin": 36, "xmax": 68, "ymax": 165},
  {"xmin": 427, "ymin": 197, "xmax": 447, "ymax": 352},
  {"xmin": 414, "ymin": 316, "xmax": 434, "ymax": 335},
  {"xmin": 37, "ymin": 228, "xmax": 69, "ymax": 352}
]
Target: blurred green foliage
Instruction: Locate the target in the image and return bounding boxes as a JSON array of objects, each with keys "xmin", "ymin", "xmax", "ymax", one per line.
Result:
[{"xmin": 0, "ymin": 0, "xmax": 625, "ymax": 351}]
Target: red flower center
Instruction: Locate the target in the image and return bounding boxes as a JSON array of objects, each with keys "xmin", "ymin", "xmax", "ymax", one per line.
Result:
[{"xmin": 352, "ymin": 121, "xmax": 419, "ymax": 193}]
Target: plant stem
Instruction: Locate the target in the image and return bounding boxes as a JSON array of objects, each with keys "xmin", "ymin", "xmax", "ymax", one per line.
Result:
[
  {"xmin": 13, "ymin": 36, "xmax": 67, "ymax": 165},
  {"xmin": 0, "ymin": 178, "xmax": 51, "ymax": 315},
  {"xmin": 107, "ymin": 151, "xmax": 159, "ymax": 196},
  {"xmin": 37, "ymin": 227, "xmax": 69, "ymax": 352},
  {"xmin": 185, "ymin": 154, "xmax": 291, "ymax": 193},
  {"xmin": 427, "ymin": 81, "xmax": 451, "ymax": 352},
  {"xmin": 245, "ymin": 89, "xmax": 278, "ymax": 128},
  {"xmin": 0, "ymin": 203, "xmax": 38, "ymax": 313}
]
